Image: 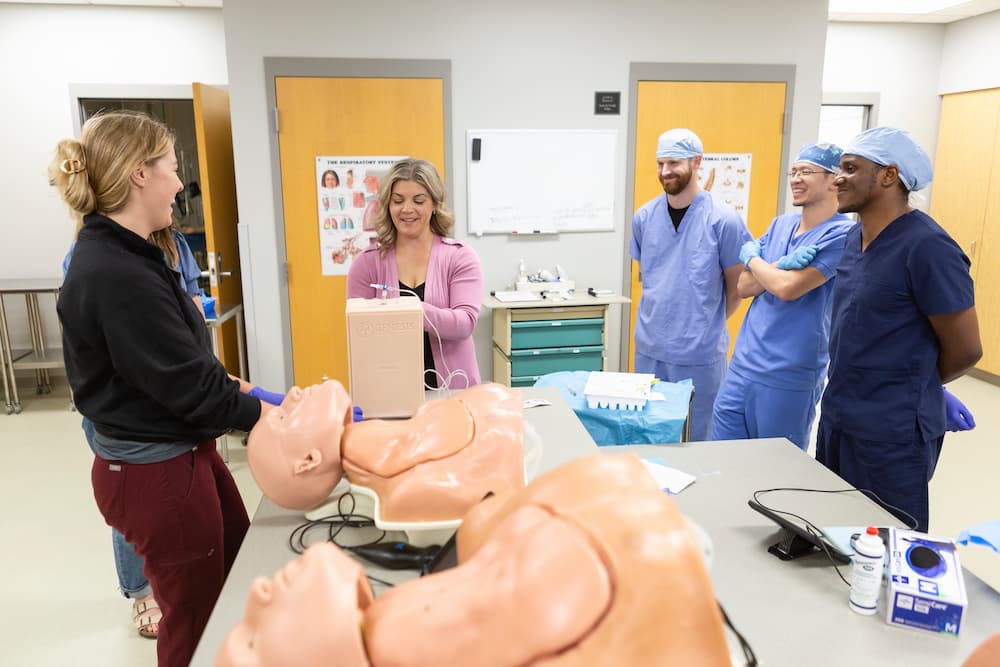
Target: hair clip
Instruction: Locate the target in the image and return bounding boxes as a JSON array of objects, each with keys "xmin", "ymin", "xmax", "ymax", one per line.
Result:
[{"xmin": 59, "ymin": 159, "xmax": 85, "ymax": 175}]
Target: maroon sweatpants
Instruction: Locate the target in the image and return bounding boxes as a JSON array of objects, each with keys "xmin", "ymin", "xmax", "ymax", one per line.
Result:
[{"xmin": 91, "ymin": 441, "xmax": 249, "ymax": 667}]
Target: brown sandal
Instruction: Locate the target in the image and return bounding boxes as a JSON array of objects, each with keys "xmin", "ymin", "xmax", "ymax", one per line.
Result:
[{"xmin": 131, "ymin": 593, "xmax": 161, "ymax": 639}]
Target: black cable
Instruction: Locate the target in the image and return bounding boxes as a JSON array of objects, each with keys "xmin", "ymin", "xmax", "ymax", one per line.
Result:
[
  {"xmin": 752, "ymin": 485, "xmax": 915, "ymax": 586},
  {"xmin": 286, "ymin": 491, "xmax": 393, "ymax": 588},
  {"xmin": 718, "ymin": 601, "xmax": 757, "ymax": 667}
]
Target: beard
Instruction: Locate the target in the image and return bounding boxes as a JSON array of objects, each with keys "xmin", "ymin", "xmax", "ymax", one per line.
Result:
[{"xmin": 661, "ymin": 169, "xmax": 692, "ymax": 196}]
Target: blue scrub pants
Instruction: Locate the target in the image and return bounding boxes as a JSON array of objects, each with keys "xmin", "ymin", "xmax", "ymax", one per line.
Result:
[
  {"xmin": 634, "ymin": 351, "xmax": 725, "ymax": 442},
  {"xmin": 815, "ymin": 416, "xmax": 944, "ymax": 533},
  {"xmin": 711, "ymin": 370, "xmax": 822, "ymax": 451}
]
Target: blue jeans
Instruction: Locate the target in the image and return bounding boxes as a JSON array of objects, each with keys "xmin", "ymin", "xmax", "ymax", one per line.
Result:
[{"xmin": 82, "ymin": 418, "xmax": 152, "ymax": 599}]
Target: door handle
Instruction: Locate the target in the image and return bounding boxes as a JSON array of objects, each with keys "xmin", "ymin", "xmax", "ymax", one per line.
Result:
[{"xmin": 214, "ymin": 253, "xmax": 231, "ymax": 284}]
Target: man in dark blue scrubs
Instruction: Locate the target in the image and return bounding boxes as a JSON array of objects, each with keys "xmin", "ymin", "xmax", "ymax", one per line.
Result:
[{"xmin": 816, "ymin": 127, "xmax": 982, "ymax": 532}]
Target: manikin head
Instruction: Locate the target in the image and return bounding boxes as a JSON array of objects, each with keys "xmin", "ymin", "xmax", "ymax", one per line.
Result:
[
  {"xmin": 215, "ymin": 541, "xmax": 373, "ymax": 667},
  {"xmin": 247, "ymin": 380, "xmax": 352, "ymax": 510}
]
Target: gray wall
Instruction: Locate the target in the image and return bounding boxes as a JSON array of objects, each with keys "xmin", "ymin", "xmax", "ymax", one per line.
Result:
[{"xmin": 222, "ymin": 0, "xmax": 831, "ymax": 389}]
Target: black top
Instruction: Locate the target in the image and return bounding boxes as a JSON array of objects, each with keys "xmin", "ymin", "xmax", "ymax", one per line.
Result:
[
  {"xmin": 668, "ymin": 203, "xmax": 689, "ymax": 231},
  {"xmin": 399, "ymin": 280, "xmax": 437, "ymax": 389},
  {"xmin": 58, "ymin": 213, "xmax": 260, "ymax": 443}
]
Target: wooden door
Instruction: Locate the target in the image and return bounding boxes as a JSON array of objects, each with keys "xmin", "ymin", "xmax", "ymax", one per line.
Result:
[
  {"xmin": 275, "ymin": 77, "xmax": 445, "ymax": 387},
  {"xmin": 979, "ymin": 135, "xmax": 1000, "ymax": 374},
  {"xmin": 930, "ymin": 89, "xmax": 1000, "ymax": 375},
  {"xmin": 192, "ymin": 82, "xmax": 244, "ymax": 376},
  {"xmin": 627, "ymin": 81, "xmax": 787, "ymax": 369}
]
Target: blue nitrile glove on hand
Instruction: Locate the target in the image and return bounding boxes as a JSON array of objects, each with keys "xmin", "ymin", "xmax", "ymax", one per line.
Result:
[
  {"xmin": 200, "ymin": 293, "xmax": 217, "ymax": 320},
  {"xmin": 353, "ymin": 405, "xmax": 363, "ymax": 422},
  {"xmin": 739, "ymin": 240, "xmax": 761, "ymax": 268},
  {"xmin": 943, "ymin": 387, "xmax": 975, "ymax": 431},
  {"xmin": 248, "ymin": 386, "xmax": 286, "ymax": 406},
  {"xmin": 776, "ymin": 245, "xmax": 819, "ymax": 270}
]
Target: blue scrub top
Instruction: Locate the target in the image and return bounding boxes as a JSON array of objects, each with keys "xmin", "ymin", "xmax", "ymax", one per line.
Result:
[
  {"xmin": 630, "ymin": 190, "xmax": 750, "ymax": 365},
  {"xmin": 729, "ymin": 212, "xmax": 854, "ymax": 390},
  {"xmin": 63, "ymin": 228, "xmax": 202, "ymax": 298},
  {"xmin": 172, "ymin": 231, "xmax": 203, "ymax": 297},
  {"xmin": 821, "ymin": 210, "xmax": 974, "ymax": 442}
]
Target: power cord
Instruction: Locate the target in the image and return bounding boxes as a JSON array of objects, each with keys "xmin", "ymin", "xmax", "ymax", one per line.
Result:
[
  {"xmin": 287, "ymin": 492, "xmax": 395, "ymax": 588},
  {"xmin": 718, "ymin": 601, "xmax": 757, "ymax": 666},
  {"xmin": 752, "ymin": 486, "xmax": 917, "ymax": 586},
  {"xmin": 395, "ymin": 286, "xmax": 470, "ymax": 392}
]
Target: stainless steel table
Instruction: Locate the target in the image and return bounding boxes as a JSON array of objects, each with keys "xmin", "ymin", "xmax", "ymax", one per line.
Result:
[
  {"xmin": 190, "ymin": 386, "xmax": 596, "ymax": 666},
  {"xmin": 0, "ymin": 278, "xmax": 65, "ymax": 414}
]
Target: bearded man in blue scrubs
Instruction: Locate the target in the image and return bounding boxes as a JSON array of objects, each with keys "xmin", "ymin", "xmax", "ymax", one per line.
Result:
[
  {"xmin": 630, "ymin": 128, "xmax": 751, "ymax": 441},
  {"xmin": 712, "ymin": 143, "xmax": 854, "ymax": 450},
  {"xmin": 817, "ymin": 127, "xmax": 982, "ymax": 532}
]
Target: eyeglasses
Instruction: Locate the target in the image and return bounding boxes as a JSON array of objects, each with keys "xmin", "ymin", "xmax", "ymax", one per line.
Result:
[{"xmin": 786, "ymin": 169, "xmax": 823, "ymax": 178}]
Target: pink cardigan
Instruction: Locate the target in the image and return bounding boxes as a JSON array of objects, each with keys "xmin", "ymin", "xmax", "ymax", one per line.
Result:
[{"xmin": 346, "ymin": 235, "xmax": 484, "ymax": 387}]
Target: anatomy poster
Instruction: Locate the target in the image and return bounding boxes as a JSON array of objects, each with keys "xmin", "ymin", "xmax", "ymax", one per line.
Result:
[
  {"xmin": 697, "ymin": 153, "xmax": 751, "ymax": 220},
  {"xmin": 316, "ymin": 155, "xmax": 405, "ymax": 276}
]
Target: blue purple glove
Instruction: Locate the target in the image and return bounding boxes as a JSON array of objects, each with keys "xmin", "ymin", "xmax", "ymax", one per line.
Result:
[
  {"xmin": 353, "ymin": 405, "xmax": 364, "ymax": 422},
  {"xmin": 943, "ymin": 387, "xmax": 975, "ymax": 431},
  {"xmin": 776, "ymin": 245, "xmax": 819, "ymax": 270},
  {"xmin": 739, "ymin": 240, "xmax": 761, "ymax": 268},
  {"xmin": 248, "ymin": 386, "xmax": 286, "ymax": 406}
]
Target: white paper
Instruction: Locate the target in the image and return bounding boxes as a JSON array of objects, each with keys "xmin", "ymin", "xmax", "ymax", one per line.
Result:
[
  {"xmin": 494, "ymin": 291, "xmax": 541, "ymax": 303},
  {"xmin": 642, "ymin": 458, "xmax": 696, "ymax": 494},
  {"xmin": 522, "ymin": 399, "xmax": 551, "ymax": 409}
]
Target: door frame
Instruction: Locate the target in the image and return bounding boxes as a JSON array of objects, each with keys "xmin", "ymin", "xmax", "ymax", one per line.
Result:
[
  {"xmin": 262, "ymin": 58, "xmax": 452, "ymax": 387},
  {"xmin": 822, "ymin": 91, "xmax": 881, "ymax": 126},
  {"xmin": 619, "ymin": 62, "xmax": 797, "ymax": 367},
  {"xmin": 68, "ymin": 84, "xmax": 198, "ymax": 136}
]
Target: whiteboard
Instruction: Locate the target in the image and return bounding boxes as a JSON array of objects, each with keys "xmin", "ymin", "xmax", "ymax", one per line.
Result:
[{"xmin": 466, "ymin": 129, "xmax": 617, "ymax": 234}]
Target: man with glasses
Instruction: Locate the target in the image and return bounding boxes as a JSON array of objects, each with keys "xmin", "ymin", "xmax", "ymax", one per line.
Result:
[
  {"xmin": 630, "ymin": 128, "xmax": 751, "ymax": 441},
  {"xmin": 711, "ymin": 143, "xmax": 853, "ymax": 450},
  {"xmin": 816, "ymin": 127, "xmax": 981, "ymax": 532}
]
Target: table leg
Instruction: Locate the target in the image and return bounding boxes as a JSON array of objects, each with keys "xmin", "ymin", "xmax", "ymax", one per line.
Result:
[
  {"xmin": 27, "ymin": 294, "xmax": 49, "ymax": 394},
  {"xmin": 0, "ymin": 294, "xmax": 21, "ymax": 413},
  {"xmin": 0, "ymin": 295, "xmax": 13, "ymax": 415}
]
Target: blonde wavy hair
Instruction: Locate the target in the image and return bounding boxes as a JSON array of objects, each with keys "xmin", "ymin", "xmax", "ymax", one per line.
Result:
[{"xmin": 373, "ymin": 158, "xmax": 454, "ymax": 255}]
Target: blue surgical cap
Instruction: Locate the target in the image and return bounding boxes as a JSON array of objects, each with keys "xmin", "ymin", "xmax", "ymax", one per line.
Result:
[
  {"xmin": 656, "ymin": 128, "xmax": 703, "ymax": 159},
  {"xmin": 796, "ymin": 142, "xmax": 843, "ymax": 173},
  {"xmin": 844, "ymin": 127, "xmax": 933, "ymax": 191}
]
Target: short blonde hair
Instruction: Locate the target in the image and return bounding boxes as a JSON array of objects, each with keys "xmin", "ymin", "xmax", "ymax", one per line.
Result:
[
  {"xmin": 374, "ymin": 158, "xmax": 454, "ymax": 254},
  {"xmin": 49, "ymin": 110, "xmax": 175, "ymax": 223}
]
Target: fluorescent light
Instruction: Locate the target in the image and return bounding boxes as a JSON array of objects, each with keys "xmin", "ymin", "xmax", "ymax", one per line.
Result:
[{"xmin": 829, "ymin": 0, "xmax": 967, "ymax": 14}]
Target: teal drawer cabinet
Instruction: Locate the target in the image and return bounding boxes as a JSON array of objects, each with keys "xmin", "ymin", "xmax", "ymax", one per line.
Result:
[
  {"xmin": 485, "ymin": 296, "xmax": 630, "ymax": 387},
  {"xmin": 510, "ymin": 345, "xmax": 604, "ymax": 376},
  {"xmin": 510, "ymin": 318, "xmax": 604, "ymax": 349}
]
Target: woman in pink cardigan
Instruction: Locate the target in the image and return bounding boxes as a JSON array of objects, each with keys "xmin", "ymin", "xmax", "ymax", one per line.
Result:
[{"xmin": 347, "ymin": 158, "xmax": 484, "ymax": 388}]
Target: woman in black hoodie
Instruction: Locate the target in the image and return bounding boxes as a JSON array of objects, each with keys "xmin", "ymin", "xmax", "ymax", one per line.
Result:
[{"xmin": 52, "ymin": 111, "xmax": 266, "ymax": 667}]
